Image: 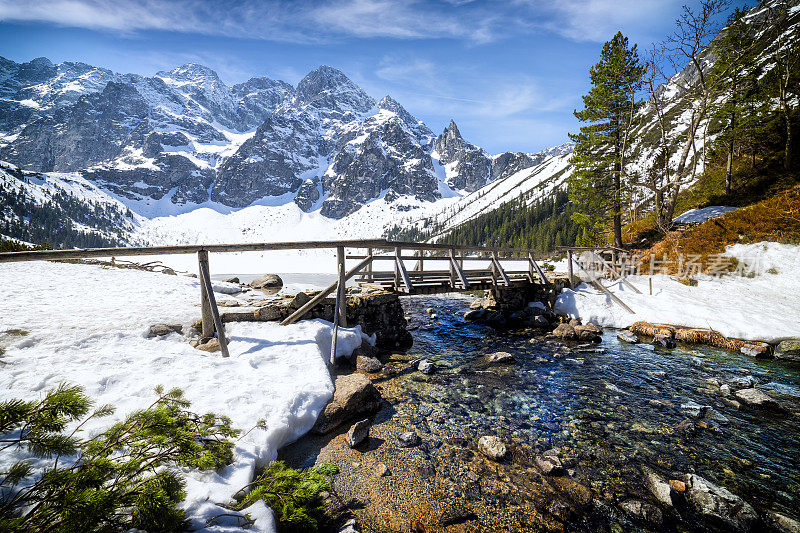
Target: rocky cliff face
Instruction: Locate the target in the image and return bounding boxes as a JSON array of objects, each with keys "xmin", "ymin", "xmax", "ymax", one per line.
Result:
[{"xmin": 0, "ymin": 57, "xmax": 552, "ymax": 218}]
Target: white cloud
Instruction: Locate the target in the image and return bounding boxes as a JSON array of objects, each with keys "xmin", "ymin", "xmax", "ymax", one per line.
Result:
[
  {"xmin": 0, "ymin": 0, "xmax": 502, "ymax": 43},
  {"xmin": 517, "ymin": 0, "xmax": 678, "ymax": 43}
]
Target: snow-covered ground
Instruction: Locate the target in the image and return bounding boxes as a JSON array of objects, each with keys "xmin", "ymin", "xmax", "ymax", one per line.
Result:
[
  {"xmin": 673, "ymin": 205, "xmax": 738, "ymax": 224},
  {"xmin": 0, "ymin": 261, "xmax": 371, "ymax": 532},
  {"xmin": 554, "ymin": 242, "xmax": 800, "ymax": 343}
]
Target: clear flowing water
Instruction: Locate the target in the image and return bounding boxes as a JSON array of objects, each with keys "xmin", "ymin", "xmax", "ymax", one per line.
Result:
[{"xmin": 396, "ymin": 294, "xmax": 800, "ymax": 529}]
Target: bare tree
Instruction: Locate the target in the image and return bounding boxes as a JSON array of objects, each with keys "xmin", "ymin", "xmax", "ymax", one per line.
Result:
[{"xmin": 661, "ymin": 0, "xmax": 730, "ymax": 221}]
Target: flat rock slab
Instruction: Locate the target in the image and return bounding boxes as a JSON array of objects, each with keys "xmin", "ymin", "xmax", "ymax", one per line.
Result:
[{"xmin": 734, "ymin": 388, "xmax": 781, "ymax": 409}]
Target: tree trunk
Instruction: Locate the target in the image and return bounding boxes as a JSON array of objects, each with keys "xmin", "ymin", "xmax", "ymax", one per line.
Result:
[
  {"xmin": 613, "ymin": 147, "xmax": 623, "ymax": 248},
  {"xmin": 725, "ymin": 138, "xmax": 734, "ymax": 195},
  {"xmin": 785, "ymin": 106, "xmax": 794, "ymax": 171}
]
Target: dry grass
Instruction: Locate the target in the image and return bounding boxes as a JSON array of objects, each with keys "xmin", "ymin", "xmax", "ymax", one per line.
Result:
[{"xmin": 637, "ymin": 185, "xmax": 800, "ymax": 274}]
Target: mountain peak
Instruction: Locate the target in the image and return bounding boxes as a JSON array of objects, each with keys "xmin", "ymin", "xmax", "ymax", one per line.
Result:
[
  {"xmin": 444, "ymin": 120, "xmax": 462, "ymax": 138},
  {"xmin": 157, "ymin": 63, "xmax": 223, "ymax": 86},
  {"xmin": 293, "ymin": 65, "xmax": 374, "ymax": 114}
]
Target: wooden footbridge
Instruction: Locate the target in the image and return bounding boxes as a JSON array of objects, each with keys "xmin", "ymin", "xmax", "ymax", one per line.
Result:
[{"xmin": 0, "ymin": 239, "xmax": 558, "ymax": 360}]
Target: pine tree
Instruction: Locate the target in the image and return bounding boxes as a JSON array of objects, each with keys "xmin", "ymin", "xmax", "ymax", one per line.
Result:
[{"xmin": 569, "ymin": 32, "xmax": 643, "ymax": 246}]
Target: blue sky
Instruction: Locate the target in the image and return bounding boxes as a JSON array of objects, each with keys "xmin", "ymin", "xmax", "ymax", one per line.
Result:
[{"xmin": 0, "ymin": 0, "xmax": 746, "ymax": 153}]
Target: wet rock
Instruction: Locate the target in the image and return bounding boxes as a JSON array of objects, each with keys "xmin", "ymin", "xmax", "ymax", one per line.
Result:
[
  {"xmin": 398, "ymin": 431, "xmax": 420, "ymax": 447},
  {"xmin": 775, "ymin": 339, "xmax": 800, "ymax": 361},
  {"xmin": 147, "ymin": 323, "xmax": 182, "ymax": 338},
  {"xmin": 682, "ymin": 473, "xmax": 757, "ymax": 531},
  {"xmin": 574, "ymin": 325, "xmax": 601, "ymax": 342},
  {"xmin": 680, "ymin": 401, "xmax": 710, "ymax": 418},
  {"xmin": 729, "ymin": 375, "xmax": 757, "ymax": 389},
  {"xmin": 356, "ymin": 356, "xmax": 383, "ymax": 373},
  {"xmin": 720, "ymin": 384, "xmax": 731, "ymax": 397},
  {"xmin": 417, "ymin": 359, "xmax": 436, "ymax": 374},
  {"xmin": 621, "ymin": 499, "xmax": 663, "ymax": 527},
  {"xmin": 547, "ymin": 499, "xmax": 573, "ymax": 521},
  {"xmin": 485, "ymin": 351, "xmax": 515, "ymax": 364},
  {"xmin": 617, "ymin": 330, "xmax": 640, "ymax": 344},
  {"xmin": 425, "ymin": 307, "xmax": 435, "ymax": 314},
  {"xmin": 734, "ymin": 388, "xmax": 782, "ymax": 409},
  {"xmin": 346, "ymin": 419, "xmax": 370, "ymax": 448},
  {"xmin": 314, "ymin": 374, "xmax": 381, "ymax": 434},
  {"xmin": 652, "ymin": 334, "xmax": 676, "ymax": 349},
  {"xmin": 552, "ymin": 323, "xmax": 577, "ymax": 340},
  {"xmin": 568, "ymin": 318, "xmax": 581, "ymax": 327},
  {"xmin": 463, "ymin": 309, "xmax": 486, "ymax": 321},
  {"xmin": 477, "ymin": 435, "xmax": 507, "ymax": 460},
  {"xmin": 251, "ymin": 273, "xmax": 283, "ymax": 290},
  {"xmin": 535, "ymin": 454, "xmax": 563, "ymax": 475},
  {"xmin": 222, "ymin": 276, "xmax": 240, "ymax": 284},
  {"xmin": 766, "ymin": 511, "xmax": 800, "ymax": 533},
  {"xmin": 469, "ymin": 300, "xmax": 483, "ymax": 310},
  {"xmin": 645, "ymin": 469, "xmax": 674, "ymax": 507},
  {"xmin": 740, "ymin": 342, "xmax": 772, "ymax": 358},
  {"xmin": 290, "ymin": 291, "xmax": 311, "ymax": 309}
]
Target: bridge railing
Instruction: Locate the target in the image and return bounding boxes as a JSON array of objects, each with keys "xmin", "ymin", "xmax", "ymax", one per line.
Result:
[{"xmin": 0, "ymin": 239, "xmax": 551, "ymax": 362}]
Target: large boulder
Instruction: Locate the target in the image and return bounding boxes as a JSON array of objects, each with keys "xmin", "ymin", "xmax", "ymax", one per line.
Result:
[
  {"xmin": 313, "ymin": 374, "xmax": 381, "ymax": 434},
  {"xmin": 251, "ymin": 273, "xmax": 283, "ymax": 291},
  {"xmin": 775, "ymin": 339, "xmax": 800, "ymax": 361},
  {"xmin": 682, "ymin": 474, "xmax": 757, "ymax": 531}
]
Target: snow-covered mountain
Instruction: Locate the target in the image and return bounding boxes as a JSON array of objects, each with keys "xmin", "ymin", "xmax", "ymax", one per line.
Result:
[{"xmin": 0, "ymin": 58, "xmax": 563, "ymax": 226}]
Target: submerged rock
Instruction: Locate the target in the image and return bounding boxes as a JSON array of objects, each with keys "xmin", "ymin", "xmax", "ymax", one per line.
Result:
[
  {"xmin": 740, "ymin": 342, "xmax": 772, "ymax": 358},
  {"xmin": 398, "ymin": 431, "xmax": 420, "ymax": 447},
  {"xmin": 682, "ymin": 473, "xmax": 757, "ymax": 531},
  {"xmin": 314, "ymin": 374, "xmax": 381, "ymax": 434},
  {"xmin": 477, "ymin": 435, "xmax": 507, "ymax": 460},
  {"xmin": 535, "ymin": 454, "xmax": 563, "ymax": 475},
  {"xmin": 621, "ymin": 499, "xmax": 663, "ymax": 527},
  {"xmin": 485, "ymin": 351, "xmax": 515, "ymax": 364},
  {"xmin": 417, "ymin": 359, "xmax": 436, "ymax": 374},
  {"xmin": 617, "ymin": 330, "xmax": 640, "ymax": 344}
]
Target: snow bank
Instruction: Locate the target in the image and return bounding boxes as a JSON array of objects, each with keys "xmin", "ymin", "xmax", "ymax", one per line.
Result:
[
  {"xmin": 554, "ymin": 242, "xmax": 800, "ymax": 343},
  {"xmin": 0, "ymin": 261, "xmax": 370, "ymax": 532},
  {"xmin": 673, "ymin": 205, "xmax": 738, "ymax": 224}
]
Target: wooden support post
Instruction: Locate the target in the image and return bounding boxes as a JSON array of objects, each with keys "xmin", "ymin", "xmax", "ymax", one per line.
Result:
[
  {"xmin": 528, "ymin": 252, "xmax": 550, "ymax": 285},
  {"xmin": 491, "ymin": 251, "xmax": 510, "ymax": 286},
  {"xmin": 337, "ymin": 246, "xmax": 347, "ymax": 327},
  {"xmin": 366, "ymin": 247, "xmax": 373, "ymax": 282},
  {"xmin": 567, "ymin": 250, "xmax": 574, "ymax": 289},
  {"xmin": 197, "ymin": 250, "xmax": 230, "ymax": 357},
  {"xmin": 449, "ymin": 248, "xmax": 456, "ymax": 288},
  {"xmin": 449, "ymin": 248, "xmax": 470, "ymax": 289},
  {"xmin": 198, "ymin": 250, "xmax": 214, "ymax": 339},
  {"xmin": 394, "ymin": 249, "xmax": 414, "ymax": 293},
  {"xmin": 394, "ymin": 246, "xmax": 401, "ymax": 290},
  {"xmin": 415, "ymin": 249, "xmax": 424, "ymax": 273}
]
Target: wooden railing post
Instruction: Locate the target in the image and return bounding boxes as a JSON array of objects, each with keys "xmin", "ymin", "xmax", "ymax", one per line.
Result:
[
  {"xmin": 415, "ymin": 249, "xmax": 423, "ymax": 273},
  {"xmin": 449, "ymin": 248, "xmax": 456, "ymax": 288},
  {"xmin": 366, "ymin": 247, "xmax": 373, "ymax": 282},
  {"xmin": 567, "ymin": 250, "xmax": 574, "ymax": 289},
  {"xmin": 490, "ymin": 252, "xmax": 498, "ymax": 287}
]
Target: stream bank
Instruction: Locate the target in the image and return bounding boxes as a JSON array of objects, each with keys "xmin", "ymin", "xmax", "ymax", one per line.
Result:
[{"xmin": 280, "ymin": 293, "xmax": 800, "ymax": 533}]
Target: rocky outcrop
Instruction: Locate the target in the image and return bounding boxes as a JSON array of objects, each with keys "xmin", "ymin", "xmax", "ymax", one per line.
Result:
[
  {"xmin": 775, "ymin": 339, "xmax": 800, "ymax": 361},
  {"xmin": 313, "ymin": 373, "xmax": 381, "ymax": 434},
  {"xmin": 434, "ymin": 120, "xmax": 492, "ymax": 192}
]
